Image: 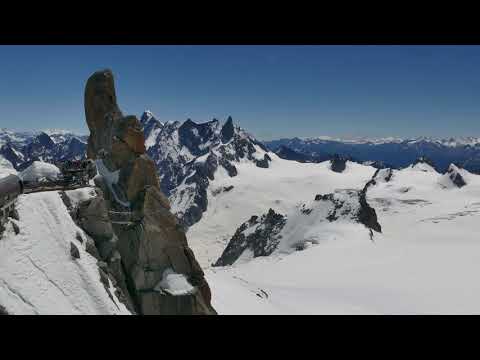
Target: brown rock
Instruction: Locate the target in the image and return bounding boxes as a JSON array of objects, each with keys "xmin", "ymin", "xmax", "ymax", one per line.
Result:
[
  {"xmin": 111, "ymin": 138, "xmax": 136, "ymax": 169},
  {"xmin": 84, "ymin": 69, "xmax": 123, "ymax": 158},
  {"xmin": 125, "ymin": 127, "xmax": 146, "ymax": 154},
  {"xmin": 119, "ymin": 155, "xmax": 160, "ymax": 203},
  {"xmin": 83, "ymin": 69, "xmax": 216, "ymax": 315},
  {"xmin": 115, "ymin": 116, "xmax": 146, "ymax": 155},
  {"xmin": 77, "ymin": 197, "xmax": 114, "ymax": 243}
]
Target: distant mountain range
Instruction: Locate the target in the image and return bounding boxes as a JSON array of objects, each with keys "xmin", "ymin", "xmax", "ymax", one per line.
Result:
[
  {"xmin": 0, "ymin": 128, "xmax": 87, "ymax": 171},
  {"xmin": 265, "ymin": 136, "xmax": 480, "ymax": 173},
  {"xmin": 4, "ymin": 113, "xmax": 480, "ymax": 315},
  {"xmin": 2, "ymin": 114, "xmax": 480, "ymax": 229}
]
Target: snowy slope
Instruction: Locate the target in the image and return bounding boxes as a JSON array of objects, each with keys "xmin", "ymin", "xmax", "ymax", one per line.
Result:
[
  {"xmin": 0, "ymin": 191, "xmax": 130, "ymax": 315},
  {"xmin": 214, "ymin": 188, "xmax": 381, "ymax": 267},
  {"xmin": 188, "ymin": 155, "xmax": 377, "ymax": 267},
  {"xmin": 0, "ymin": 155, "xmax": 16, "ymax": 178},
  {"xmin": 205, "ymin": 162, "xmax": 480, "ymax": 314}
]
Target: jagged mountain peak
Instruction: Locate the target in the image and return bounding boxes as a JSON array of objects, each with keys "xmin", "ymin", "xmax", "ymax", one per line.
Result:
[
  {"xmin": 443, "ymin": 163, "xmax": 468, "ymax": 188},
  {"xmin": 144, "ymin": 115, "xmax": 272, "ymax": 228},
  {"xmin": 34, "ymin": 131, "xmax": 55, "ymax": 145},
  {"xmin": 221, "ymin": 116, "xmax": 234, "ymax": 143},
  {"xmin": 140, "ymin": 109, "xmax": 155, "ymax": 120},
  {"xmin": 140, "ymin": 111, "xmax": 164, "ymax": 150},
  {"xmin": 140, "ymin": 110, "xmax": 162, "ymax": 127}
]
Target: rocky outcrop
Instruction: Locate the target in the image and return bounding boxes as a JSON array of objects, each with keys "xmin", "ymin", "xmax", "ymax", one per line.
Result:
[
  {"xmin": 330, "ymin": 154, "xmax": 347, "ymax": 173},
  {"xmin": 0, "ymin": 200, "xmax": 20, "ymax": 239},
  {"xmin": 216, "ymin": 189, "xmax": 382, "ymax": 266},
  {"xmin": 214, "ymin": 209, "xmax": 287, "ymax": 267},
  {"xmin": 84, "ymin": 70, "xmax": 122, "ymax": 159},
  {"xmin": 357, "ymin": 190, "xmax": 382, "ymax": 233},
  {"xmin": 255, "ymin": 154, "xmax": 271, "ymax": 168},
  {"xmin": 363, "ymin": 168, "xmax": 394, "ymax": 192},
  {"xmin": 221, "ymin": 116, "xmax": 234, "ymax": 143},
  {"xmin": 0, "ymin": 304, "xmax": 8, "ymax": 315},
  {"xmin": 446, "ymin": 164, "xmax": 467, "ymax": 188},
  {"xmin": 82, "ymin": 69, "xmax": 216, "ymax": 315},
  {"xmin": 76, "ymin": 195, "xmax": 116, "ymax": 259},
  {"xmin": 61, "ymin": 188, "xmax": 136, "ymax": 313},
  {"xmin": 314, "ymin": 190, "xmax": 381, "ymax": 234},
  {"xmin": 70, "ymin": 242, "xmax": 80, "ymax": 259}
]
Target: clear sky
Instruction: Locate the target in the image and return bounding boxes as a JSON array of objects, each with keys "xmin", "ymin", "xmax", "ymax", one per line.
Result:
[{"xmin": 0, "ymin": 45, "xmax": 480, "ymax": 140}]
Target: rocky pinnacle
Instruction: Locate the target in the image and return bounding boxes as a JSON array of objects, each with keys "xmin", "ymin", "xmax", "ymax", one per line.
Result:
[{"xmin": 84, "ymin": 69, "xmax": 216, "ymax": 315}]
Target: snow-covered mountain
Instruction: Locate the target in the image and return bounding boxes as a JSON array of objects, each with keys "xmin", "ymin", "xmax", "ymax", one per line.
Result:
[
  {"xmin": 214, "ymin": 188, "xmax": 381, "ymax": 267},
  {"xmin": 265, "ymin": 136, "xmax": 480, "ymax": 173},
  {"xmin": 0, "ymin": 129, "xmax": 87, "ymax": 171},
  {"xmin": 204, "ymin": 158, "xmax": 480, "ymax": 314},
  {"xmin": 3, "ymin": 112, "xmax": 480, "ymax": 314},
  {"xmin": 141, "ymin": 112, "xmax": 272, "ymax": 228},
  {"xmin": 187, "ymin": 155, "xmax": 377, "ymax": 267},
  {"xmin": 272, "ymin": 135, "xmax": 480, "ymax": 147}
]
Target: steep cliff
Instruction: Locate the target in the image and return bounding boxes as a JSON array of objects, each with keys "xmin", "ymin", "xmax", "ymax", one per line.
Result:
[{"xmin": 81, "ymin": 69, "xmax": 216, "ymax": 315}]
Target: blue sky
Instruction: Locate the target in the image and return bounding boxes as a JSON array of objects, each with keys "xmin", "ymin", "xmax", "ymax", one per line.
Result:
[{"xmin": 0, "ymin": 45, "xmax": 480, "ymax": 140}]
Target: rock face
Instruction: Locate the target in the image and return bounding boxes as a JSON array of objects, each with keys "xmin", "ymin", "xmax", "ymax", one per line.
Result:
[
  {"xmin": 0, "ymin": 304, "xmax": 8, "ymax": 315},
  {"xmin": 214, "ymin": 209, "xmax": 287, "ymax": 267},
  {"xmin": 357, "ymin": 191, "xmax": 382, "ymax": 233},
  {"xmin": 330, "ymin": 154, "xmax": 347, "ymax": 173},
  {"xmin": 82, "ymin": 69, "xmax": 216, "ymax": 315},
  {"xmin": 221, "ymin": 116, "xmax": 234, "ymax": 143},
  {"xmin": 84, "ymin": 70, "xmax": 122, "ymax": 159},
  {"xmin": 215, "ymin": 189, "xmax": 382, "ymax": 266},
  {"xmin": 70, "ymin": 242, "xmax": 80, "ymax": 259},
  {"xmin": 363, "ymin": 168, "xmax": 394, "ymax": 192},
  {"xmin": 446, "ymin": 164, "xmax": 467, "ymax": 188},
  {"xmin": 143, "ymin": 112, "xmax": 272, "ymax": 228},
  {"xmin": 314, "ymin": 190, "xmax": 381, "ymax": 234}
]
